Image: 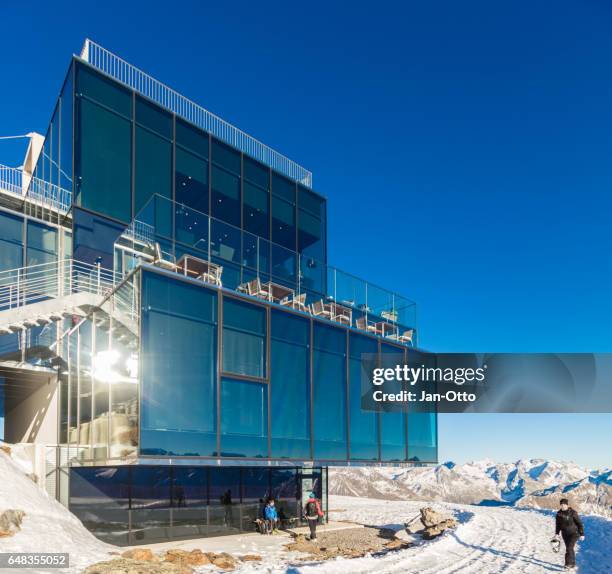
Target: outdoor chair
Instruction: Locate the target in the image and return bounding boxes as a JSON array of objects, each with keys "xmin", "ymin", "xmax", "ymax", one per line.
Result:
[
  {"xmin": 152, "ymin": 242, "xmax": 178, "ymax": 272},
  {"xmin": 397, "ymin": 329, "xmax": 414, "ymax": 345},
  {"xmin": 246, "ymin": 277, "xmax": 271, "ymax": 300},
  {"xmin": 356, "ymin": 316, "xmax": 377, "ymax": 333},
  {"xmin": 311, "ymin": 299, "xmax": 332, "ymax": 319},
  {"xmin": 200, "ymin": 263, "xmax": 223, "ymax": 287},
  {"xmin": 281, "ymin": 292, "xmax": 307, "ymax": 312}
]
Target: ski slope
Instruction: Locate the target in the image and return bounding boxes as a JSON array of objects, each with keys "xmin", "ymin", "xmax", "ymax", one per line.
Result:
[{"xmin": 303, "ymin": 496, "xmax": 611, "ymax": 574}]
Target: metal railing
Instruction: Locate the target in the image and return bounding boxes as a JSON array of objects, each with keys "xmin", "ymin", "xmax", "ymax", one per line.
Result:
[
  {"xmin": 79, "ymin": 39, "xmax": 313, "ymax": 188},
  {"xmin": 0, "ymin": 164, "xmax": 22, "ymax": 195},
  {"xmin": 0, "ymin": 259, "xmax": 119, "ymax": 313},
  {"xmin": 0, "ymin": 164, "xmax": 72, "ymax": 214}
]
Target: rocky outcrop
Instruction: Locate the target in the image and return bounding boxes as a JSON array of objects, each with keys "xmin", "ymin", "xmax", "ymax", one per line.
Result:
[
  {"xmin": 84, "ymin": 558, "xmax": 193, "ymax": 574},
  {"xmin": 418, "ymin": 507, "xmax": 457, "ymax": 539},
  {"xmin": 0, "ymin": 509, "xmax": 25, "ymax": 537}
]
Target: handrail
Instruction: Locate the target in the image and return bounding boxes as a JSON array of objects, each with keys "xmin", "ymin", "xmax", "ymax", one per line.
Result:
[
  {"xmin": 79, "ymin": 39, "xmax": 313, "ymax": 188},
  {"xmin": 0, "ymin": 164, "xmax": 72, "ymax": 213},
  {"xmin": 0, "ymin": 258, "xmax": 119, "ymax": 313}
]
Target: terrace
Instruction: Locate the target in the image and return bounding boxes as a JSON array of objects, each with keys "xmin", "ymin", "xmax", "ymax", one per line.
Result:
[{"xmin": 116, "ymin": 194, "xmax": 417, "ymax": 345}]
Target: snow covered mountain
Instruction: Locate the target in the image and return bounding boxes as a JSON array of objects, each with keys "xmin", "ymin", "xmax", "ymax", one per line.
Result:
[{"xmin": 330, "ymin": 459, "xmax": 612, "ymax": 517}]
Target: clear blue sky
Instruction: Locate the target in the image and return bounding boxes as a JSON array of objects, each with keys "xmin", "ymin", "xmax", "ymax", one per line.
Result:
[{"xmin": 1, "ymin": 1, "xmax": 611, "ymax": 467}]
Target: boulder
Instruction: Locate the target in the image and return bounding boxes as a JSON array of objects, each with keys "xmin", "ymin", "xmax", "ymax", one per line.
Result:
[
  {"xmin": 240, "ymin": 554, "xmax": 262, "ymax": 562},
  {"xmin": 420, "ymin": 507, "xmax": 449, "ymax": 528},
  {"xmin": 210, "ymin": 552, "xmax": 236, "ymax": 571},
  {"xmin": 164, "ymin": 549, "xmax": 210, "ymax": 566},
  {"xmin": 0, "ymin": 509, "xmax": 25, "ymax": 537},
  {"xmin": 121, "ymin": 548, "xmax": 156, "ymax": 561}
]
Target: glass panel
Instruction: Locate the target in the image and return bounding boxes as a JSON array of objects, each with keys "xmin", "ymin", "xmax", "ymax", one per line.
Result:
[
  {"xmin": 211, "ymin": 139, "xmax": 240, "ymax": 174},
  {"xmin": 173, "ymin": 467, "xmax": 207, "ymax": 507},
  {"xmin": 380, "ymin": 344, "xmax": 406, "ymax": 462},
  {"xmin": 241, "ymin": 468, "xmax": 269, "ymax": 531},
  {"xmin": 222, "ymin": 298, "xmax": 266, "ymax": 378},
  {"xmin": 211, "ymin": 165, "xmax": 240, "ymax": 226},
  {"xmin": 78, "ymin": 321, "xmax": 93, "ymax": 459},
  {"xmin": 135, "ymin": 126, "xmax": 172, "ymax": 214},
  {"xmin": 349, "ymin": 333, "xmax": 379, "ymax": 461},
  {"xmin": 131, "ymin": 466, "xmax": 172, "ymax": 508},
  {"xmin": 271, "ymin": 469, "xmax": 299, "ymax": 521},
  {"xmin": 91, "ymin": 317, "xmax": 110, "ymax": 459},
  {"xmin": 76, "ymin": 98, "xmax": 131, "ymax": 222},
  {"xmin": 59, "ymin": 65, "xmax": 73, "ymax": 191},
  {"xmin": 408, "ymin": 412, "xmax": 438, "ymax": 463},
  {"xmin": 220, "ymin": 378, "xmax": 268, "ymax": 458},
  {"xmin": 69, "ymin": 466, "xmax": 130, "ymax": 545},
  {"xmin": 141, "ymin": 272, "xmax": 217, "ymax": 456},
  {"xmin": 176, "ymin": 118, "xmax": 209, "ymax": 158},
  {"xmin": 272, "ymin": 173, "xmax": 295, "ymax": 202},
  {"xmin": 271, "ymin": 195, "xmax": 296, "ymax": 251},
  {"xmin": 270, "ymin": 311, "xmax": 311, "ymax": 459},
  {"xmin": 26, "ymin": 221, "xmax": 57, "ymax": 268},
  {"xmin": 0, "ymin": 212, "xmax": 23, "ymax": 273},
  {"xmin": 76, "ymin": 63, "xmax": 132, "ymax": 118},
  {"xmin": 135, "ymin": 96, "xmax": 172, "ymax": 138},
  {"xmin": 209, "ymin": 468, "xmax": 241, "ymax": 534},
  {"xmin": 312, "ymin": 323, "xmax": 347, "ymax": 460},
  {"xmin": 243, "ymin": 181, "xmax": 269, "ymax": 239},
  {"xmin": 175, "ymin": 146, "xmax": 208, "ymax": 214}
]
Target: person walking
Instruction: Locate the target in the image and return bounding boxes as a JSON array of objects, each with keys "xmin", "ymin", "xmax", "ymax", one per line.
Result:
[
  {"xmin": 553, "ymin": 498, "xmax": 584, "ymax": 570},
  {"xmin": 303, "ymin": 491, "xmax": 324, "ymax": 541}
]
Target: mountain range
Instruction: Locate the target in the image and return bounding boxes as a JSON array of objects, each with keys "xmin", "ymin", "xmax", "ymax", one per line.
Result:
[{"xmin": 329, "ymin": 459, "xmax": 612, "ymax": 517}]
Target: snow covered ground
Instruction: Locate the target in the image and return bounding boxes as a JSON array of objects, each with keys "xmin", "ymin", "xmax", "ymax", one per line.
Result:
[{"xmin": 1, "ymin": 441, "xmax": 610, "ymax": 574}]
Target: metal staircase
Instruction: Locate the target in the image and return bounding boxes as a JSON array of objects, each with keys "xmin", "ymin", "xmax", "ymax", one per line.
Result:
[{"xmin": 0, "ymin": 259, "xmax": 118, "ymax": 335}]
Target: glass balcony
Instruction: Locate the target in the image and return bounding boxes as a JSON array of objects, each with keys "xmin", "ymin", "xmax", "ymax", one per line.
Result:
[{"xmin": 116, "ymin": 194, "xmax": 417, "ymax": 346}]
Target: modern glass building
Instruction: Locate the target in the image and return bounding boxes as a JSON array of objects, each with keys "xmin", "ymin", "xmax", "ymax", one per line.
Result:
[{"xmin": 0, "ymin": 40, "xmax": 437, "ymax": 545}]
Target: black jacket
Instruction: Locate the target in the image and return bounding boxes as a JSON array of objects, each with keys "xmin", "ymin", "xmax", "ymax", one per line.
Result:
[{"xmin": 555, "ymin": 508, "xmax": 584, "ymax": 536}]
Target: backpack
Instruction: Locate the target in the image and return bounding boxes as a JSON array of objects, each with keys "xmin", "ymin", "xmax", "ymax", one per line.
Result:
[{"xmin": 305, "ymin": 500, "xmax": 318, "ymax": 517}]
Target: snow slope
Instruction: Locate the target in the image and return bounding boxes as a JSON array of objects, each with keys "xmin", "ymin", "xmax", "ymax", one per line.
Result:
[
  {"xmin": 330, "ymin": 460, "xmax": 612, "ymax": 517},
  {"xmin": 0, "ymin": 446, "xmax": 113, "ymax": 573}
]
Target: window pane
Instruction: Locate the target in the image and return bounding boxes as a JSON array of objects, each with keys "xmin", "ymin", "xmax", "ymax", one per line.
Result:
[
  {"xmin": 272, "ymin": 174, "xmax": 295, "ymax": 202},
  {"xmin": 173, "ymin": 467, "xmax": 207, "ymax": 507},
  {"xmin": 408, "ymin": 412, "xmax": 438, "ymax": 463},
  {"xmin": 244, "ymin": 157, "xmax": 269, "ymax": 188},
  {"xmin": 243, "ymin": 181, "xmax": 269, "ymax": 239},
  {"xmin": 271, "ymin": 311, "xmax": 310, "ymax": 459},
  {"xmin": 135, "ymin": 126, "xmax": 172, "ymax": 214},
  {"xmin": 175, "ymin": 146, "xmax": 208, "ymax": 214},
  {"xmin": 131, "ymin": 467, "xmax": 171, "ymax": 509},
  {"xmin": 76, "ymin": 63, "xmax": 132, "ymax": 118},
  {"xmin": 136, "ymin": 96, "xmax": 172, "ymax": 138},
  {"xmin": 76, "ymin": 98, "xmax": 132, "ymax": 222},
  {"xmin": 212, "ymin": 139, "xmax": 240, "ymax": 174},
  {"xmin": 272, "ymin": 196, "xmax": 296, "ymax": 251},
  {"xmin": 176, "ymin": 118, "xmax": 209, "ymax": 158},
  {"xmin": 349, "ymin": 333, "xmax": 379, "ymax": 461},
  {"xmin": 313, "ymin": 323, "xmax": 347, "ymax": 460},
  {"xmin": 220, "ymin": 378, "xmax": 268, "ymax": 458},
  {"xmin": 141, "ymin": 272, "xmax": 217, "ymax": 456},
  {"xmin": 211, "ymin": 165, "xmax": 240, "ymax": 226},
  {"xmin": 380, "ymin": 344, "xmax": 407, "ymax": 462}
]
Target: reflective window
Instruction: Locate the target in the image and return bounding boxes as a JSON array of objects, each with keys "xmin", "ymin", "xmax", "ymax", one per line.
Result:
[
  {"xmin": 173, "ymin": 467, "xmax": 207, "ymax": 507},
  {"xmin": 211, "ymin": 140, "xmax": 240, "ymax": 227},
  {"xmin": 141, "ymin": 272, "xmax": 217, "ymax": 456},
  {"xmin": 135, "ymin": 96, "xmax": 172, "ymax": 138},
  {"xmin": 313, "ymin": 323, "xmax": 347, "ymax": 459},
  {"xmin": 76, "ymin": 97, "xmax": 132, "ymax": 222},
  {"xmin": 134, "ymin": 126, "xmax": 172, "ymax": 214},
  {"xmin": 131, "ymin": 466, "xmax": 171, "ymax": 509},
  {"xmin": 76, "ymin": 64, "xmax": 132, "ymax": 118},
  {"xmin": 349, "ymin": 333, "xmax": 379, "ymax": 461},
  {"xmin": 298, "ymin": 186, "xmax": 326, "ymax": 262},
  {"xmin": 272, "ymin": 195, "xmax": 296, "ymax": 251},
  {"xmin": 408, "ymin": 412, "xmax": 438, "ymax": 462},
  {"xmin": 270, "ymin": 311, "xmax": 311, "ymax": 459},
  {"xmin": 380, "ymin": 344, "xmax": 406, "ymax": 462},
  {"xmin": 176, "ymin": 118, "xmax": 209, "ymax": 158},
  {"xmin": 220, "ymin": 378, "xmax": 268, "ymax": 458},
  {"xmin": 243, "ymin": 157, "xmax": 269, "ymax": 239},
  {"xmin": 175, "ymin": 146, "xmax": 208, "ymax": 214},
  {"xmin": 0, "ymin": 212, "xmax": 23, "ymax": 272},
  {"xmin": 59, "ymin": 64, "xmax": 74, "ymax": 191},
  {"xmin": 222, "ymin": 298, "xmax": 266, "ymax": 378}
]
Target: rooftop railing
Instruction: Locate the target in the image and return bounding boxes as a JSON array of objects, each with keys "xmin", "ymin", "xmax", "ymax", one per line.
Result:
[
  {"xmin": 116, "ymin": 194, "xmax": 417, "ymax": 344},
  {"xmin": 0, "ymin": 164, "xmax": 72, "ymax": 214},
  {"xmin": 79, "ymin": 39, "xmax": 313, "ymax": 188}
]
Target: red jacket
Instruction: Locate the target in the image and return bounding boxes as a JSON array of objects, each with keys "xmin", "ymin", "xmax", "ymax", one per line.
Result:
[{"xmin": 305, "ymin": 497, "xmax": 324, "ymax": 519}]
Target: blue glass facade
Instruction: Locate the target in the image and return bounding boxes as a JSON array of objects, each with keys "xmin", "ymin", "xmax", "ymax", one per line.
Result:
[{"xmin": 0, "ymin": 42, "xmax": 436, "ymax": 544}]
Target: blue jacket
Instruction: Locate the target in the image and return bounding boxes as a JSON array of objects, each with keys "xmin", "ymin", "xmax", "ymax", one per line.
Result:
[{"xmin": 264, "ymin": 504, "xmax": 278, "ymax": 520}]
